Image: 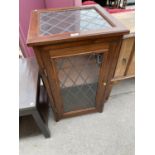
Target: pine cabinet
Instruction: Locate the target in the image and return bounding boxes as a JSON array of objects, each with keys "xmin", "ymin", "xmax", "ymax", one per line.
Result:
[{"xmin": 112, "ymin": 11, "xmax": 135, "ymax": 81}]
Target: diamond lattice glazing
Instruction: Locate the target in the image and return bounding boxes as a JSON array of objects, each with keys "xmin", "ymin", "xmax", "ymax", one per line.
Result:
[
  {"xmin": 40, "ymin": 9, "xmax": 111, "ymax": 35},
  {"xmin": 55, "ymin": 53, "xmax": 103, "ymax": 112}
]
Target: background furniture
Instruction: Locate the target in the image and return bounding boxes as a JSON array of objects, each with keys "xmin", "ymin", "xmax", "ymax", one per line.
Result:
[
  {"xmin": 109, "ymin": 0, "xmax": 119, "ymax": 8},
  {"xmin": 27, "ymin": 5, "xmax": 128, "ymax": 121},
  {"xmin": 82, "ymin": 1, "xmax": 135, "ymax": 82},
  {"xmin": 82, "ymin": 0, "xmax": 134, "ymax": 13},
  {"xmin": 82, "ymin": 0, "xmax": 127, "ymax": 8},
  {"xmin": 112, "ymin": 11, "xmax": 135, "ymax": 81},
  {"xmin": 127, "ymin": 0, "xmax": 135, "ymax": 5},
  {"xmin": 82, "ymin": 0, "xmax": 107, "ymax": 6},
  {"xmin": 94, "ymin": 0, "xmax": 107, "ymax": 6},
  {"xmin": 19, "ymin": 58, "xmax": 50, "ymax": 138}
]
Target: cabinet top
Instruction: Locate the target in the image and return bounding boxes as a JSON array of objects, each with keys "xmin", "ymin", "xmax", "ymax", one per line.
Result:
[
  {"xmin": 27, "ymin": 5, "xmax": 129, "ymax": 46},
  {"xmin": 112, "ymin": 11, "xmax": 135, "ymax": 34}
]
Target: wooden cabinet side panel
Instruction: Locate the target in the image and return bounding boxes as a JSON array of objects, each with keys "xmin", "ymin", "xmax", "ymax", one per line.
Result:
[
  {"xmin": 126, "ymin": 51, "xmax": 135, "ymax": 76},
  {"xmin": 33, "ymin": 47, "xmax": 59, "ymax": 121},
  {"xmin": 40, "ymin": 51, "xmax": 64, "ymax": 120},
  {"xmin": 103, "ymin": 38, "xmax": 123, "ymax": 101},
  {"xmin": 114, "ymin": 37, "xmax": 135, "ymax": 78}
]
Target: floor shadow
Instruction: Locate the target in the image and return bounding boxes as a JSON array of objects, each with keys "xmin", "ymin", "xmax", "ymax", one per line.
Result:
[
  {"xmin": 19, "ymin": 104, "xmax": 51, "ymax": 139},
  {"xmin": 19, "ymin": 115, "xmax": 41, "ymax": 138}
]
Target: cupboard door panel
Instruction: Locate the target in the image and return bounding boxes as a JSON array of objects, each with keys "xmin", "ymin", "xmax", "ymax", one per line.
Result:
[
  {"xmin": 114, "ymin": 37, "xmax": 134, "ymax": 78},
  {"xmin": 126, "ymin": 51, "xmax": 135, "ymax": 76},
  {"xmin": 54, "ymin": 52, "xmax": 107, "ymax": 113}
]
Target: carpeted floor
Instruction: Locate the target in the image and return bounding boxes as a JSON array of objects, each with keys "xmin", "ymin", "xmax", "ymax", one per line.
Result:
[{"xmin": 19, "ymin": 78, "xmax": 135, "ymax": 155}]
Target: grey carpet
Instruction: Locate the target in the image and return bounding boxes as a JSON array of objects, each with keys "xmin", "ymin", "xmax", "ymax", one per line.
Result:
[{"xmin": 19, "ymin": 78, "xmax": 135, "ymax": 155}]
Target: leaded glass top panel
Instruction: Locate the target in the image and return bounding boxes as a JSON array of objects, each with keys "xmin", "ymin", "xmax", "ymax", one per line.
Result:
[{"xmin": 39, "ymin": 8, "xmax": 112, "ymax": 36}]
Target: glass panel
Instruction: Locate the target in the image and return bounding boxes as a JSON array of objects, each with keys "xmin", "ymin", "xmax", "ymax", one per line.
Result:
[
  {"xmin": 55, "ymin": 53, "xmax": 104, "ymax": 112},
  {"xmin": 40, "ymin": 8, "xmax": 112, "ymax": 36}
]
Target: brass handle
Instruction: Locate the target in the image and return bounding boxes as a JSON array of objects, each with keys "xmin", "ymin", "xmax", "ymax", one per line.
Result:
[{"xmin": 103, "ymin": 82, "xmax": 107, "ymax": 86}]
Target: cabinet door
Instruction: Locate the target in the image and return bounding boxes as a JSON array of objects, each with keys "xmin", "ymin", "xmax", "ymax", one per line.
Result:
[
  {"xmin": 55, "ymin": 52, "xmax": 108, "ymax": 114},
  {"xmin": 114, "ymin": 36, "xmax": 135, "ymax": 78},
  {"xmin": 40, "ymin": 45, "xmax": 109, "ymax": 118},
  {"xmin": 126, "ymin": 51, "xmax": 135, "ymax": 76}
]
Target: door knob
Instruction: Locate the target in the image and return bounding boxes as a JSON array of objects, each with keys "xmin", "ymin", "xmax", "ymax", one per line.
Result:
[
  {"xmin": 122, "ymin": 58, "xmax": 127, "ymax": 64},
  {"xmin": 103, "ymin": 82, "xmax": 107, "ymax": 86}
]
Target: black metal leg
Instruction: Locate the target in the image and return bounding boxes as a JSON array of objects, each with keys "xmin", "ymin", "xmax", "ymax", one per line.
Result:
[{"xmin": 32, "ymin": 110, "xmax": 50, "ymax": 138}]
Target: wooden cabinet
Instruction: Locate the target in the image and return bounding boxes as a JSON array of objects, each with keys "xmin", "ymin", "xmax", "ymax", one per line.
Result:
[
  {"xmin": 114, "ymin": 35, "xmax": 135, "ymax": 79},
  {"xmin": 126, "ymin": 47, "xmax": 135, "ymax": 76},
  {"xmin": 27, "ymin": 5, "xmax": 129, "ymax": 121},
  {"xmin": 112, "ymin": 11, "xmax": 135, "ymax": 81}
]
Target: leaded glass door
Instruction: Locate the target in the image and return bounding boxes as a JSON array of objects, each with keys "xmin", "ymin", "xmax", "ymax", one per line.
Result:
[{"xmin": 53, "ymin": 51, "xmax": 108, "ymax": 115}]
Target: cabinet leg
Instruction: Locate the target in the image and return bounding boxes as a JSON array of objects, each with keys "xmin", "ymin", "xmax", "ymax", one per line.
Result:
[
  {"xmin": 32, "ymin": 110, "xmax": 50, "ymax": 138},
  {"xmin": 105, "ymin": 84, "xmax": 113, "ymax": 101},
  {"xmin": 98, "ymin": 107, "xmax": 104, "ymax": 113}
]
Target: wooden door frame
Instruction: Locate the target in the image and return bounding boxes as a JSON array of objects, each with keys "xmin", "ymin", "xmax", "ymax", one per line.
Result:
[{"xmin": 40, "ymin": 46, "xmax": 110, "ymax": 119}]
